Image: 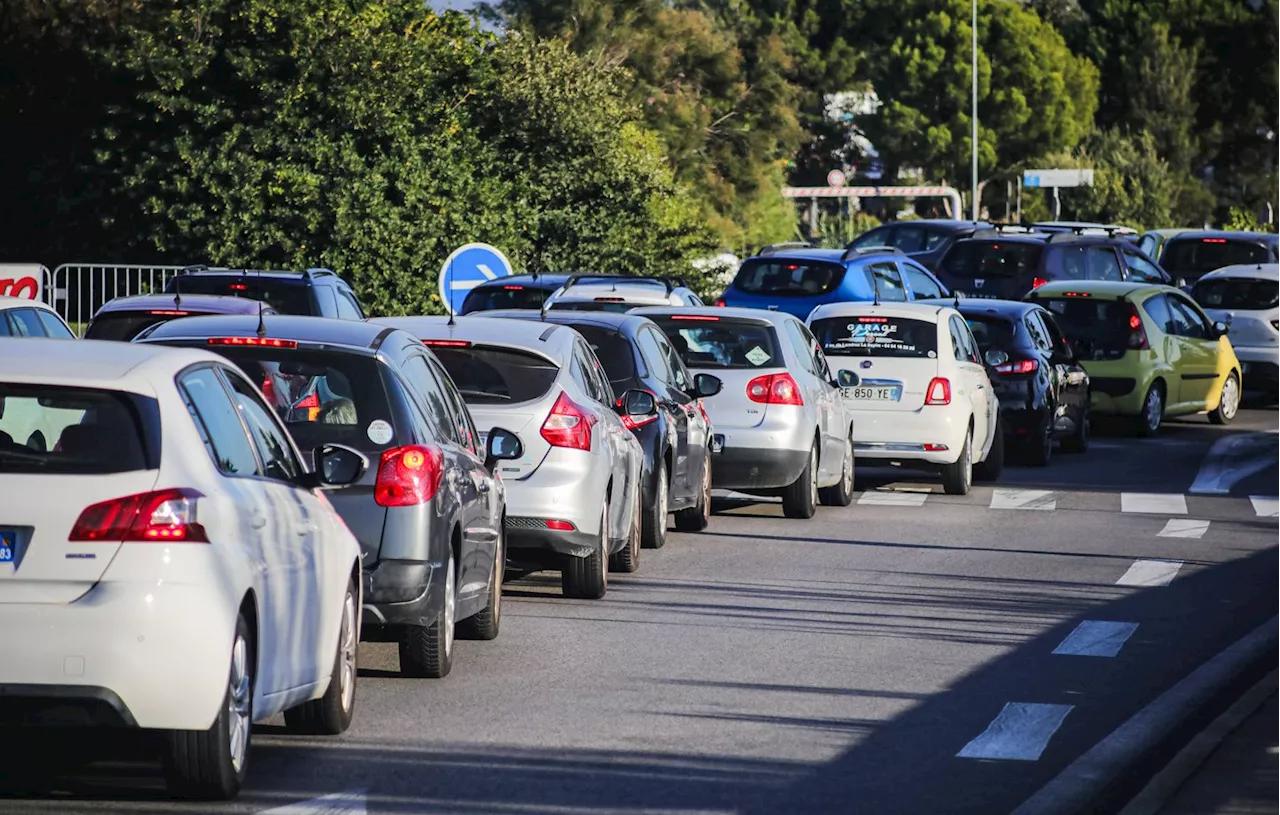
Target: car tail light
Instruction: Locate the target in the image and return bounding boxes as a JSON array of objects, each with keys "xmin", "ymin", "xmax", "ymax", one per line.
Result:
[
  {"xmin": 375, "ymin": 445, "xmax": 444, "ymax": 507},
  {"xmin": 994, "ymin": 359, "xmax": 1039, "ymax": 375},
  {"xmin": 546, "ymin": 519, "xmax": 576, "ymax": 531},
  {"xmin": 208, "ymin": 337, "xmax": 298, "ymax": 348},
  {"xmin": 70, "ymin": 489, "xmax": 208, "ymax": 543},
  {"xmin": 228, "ymin": 283, "xmax": 248, "ymax": 291},
  {"xmin": 670, "ymin": 315, "xmax": 720, "ymax": 321},
  {"xmin": 714, "ymin": 297, "xmax": 726, "ymax": 307},
  {"xmin": 295, "ymin": 392, "xmax": 320, "ymax": 409},
  {"xmin": 423, "ymin": 339, "xmax": 471, "ymax": 348},
  {"xmin": 923, "ymin": 443, "xmax": 949, "ymax": 452},
  {"xmin": 148, "ymin": 310, "xmax": 189, "ymax": 316},
  {"xmin": 594, "ymin": 297, "xmax": 625, "ymax": 303},
  {"xmin": 1063, "ymin": 291, "xmax": 1091, "ymax": 298},
  {"xmin": 1202, "ymin": 238, "xmax": 1227, "ymax": 243},
  {"xmin": 924, "ymin": 377, "xmax": 951, "ymax": 405},
  {"xmin": 503, "ymin": 285, "xmax": 524, "ymax": 291},
  {"xmin": 1126, "ymin": 305, "xmax": 1150, "ymax": 350},
  {"xmin": 1031, "ymin": 277, "xmax": 1049, "ymax": 290},
  {"xmin": 260, "ymin": 376, "xmax": 278, "ymax": 405},
  {"xmin": 746, "ymin": 373, "xmax": 804, "ymax": 405},
  {"xmin": 541, "ymin": 391, "xmax": 596, "ymax": 450}
]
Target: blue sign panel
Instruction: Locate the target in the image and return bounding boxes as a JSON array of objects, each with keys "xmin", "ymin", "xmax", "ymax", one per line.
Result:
[{"xmin": 438, "ymin": 243, "xmax": 514, "ymax": 315}]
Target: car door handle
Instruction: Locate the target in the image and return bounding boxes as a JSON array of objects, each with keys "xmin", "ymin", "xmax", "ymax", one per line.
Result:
[{"xmin": 250, "ymin": 514, "xmax": 267, "ymax": 530}]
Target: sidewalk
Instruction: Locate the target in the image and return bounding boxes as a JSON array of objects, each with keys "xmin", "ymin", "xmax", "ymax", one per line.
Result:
[{"xmin": 1158, "ymin": 691, "xmax": 1278, "ymax": 815}]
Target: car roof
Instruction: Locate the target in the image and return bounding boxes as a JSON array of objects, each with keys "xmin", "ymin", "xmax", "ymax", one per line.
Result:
[
  {"xmin": 173, "ymin": 267, "xmax": 348, "ymax": 285},
  {"xmin": 470, "ymin": 273, "xmax": 572, "ymax": 290},
  {"xmin": 920, "ymin": 297, "xmax": 1041, "ymax": 319},
  {"xmin": 371, "ymin": 314, "xmax": 577, "ymax": 357},
  {"xmin": 1197, "ymin": 263, "xmax": 1280, "ymax": 282},
  {"xmin": 806, "ymin": 301, "xmax": 952, "ymax": 323},
  {"xmin": 875, "ymin": 219, "xmax": 991, "ymax": 232},
  {"xmin": 0, "ymin": 295, "xmax": 57, "ymax": 313},
  {"xmin": 1142, "ymin": 228, "xmax": 1192, "ymax": 237},
  {"xmin": 631, "ymin": 305, "xmax": 796, "ymax": 326},
  {"xmin": 1030, "ymin": 280, "xmax": 1163, "ymax": 299},
  {"xmin": 748, "ymin": 247, "xmax": 848, "ymax": 263},
  {"xmin": 0, "ymin": 337, "xmax": 224, "ymax": 391},
  {"xmin": 1166, "ymin": 230, "xmax": 1279, "ymax": 243},
  {"xmin": 482, "ymin": 309, "xmax": 651, "ymax": 334},
  {"xmin": 139, "ymin": 314, "xmax": 396, "ymax": 351},
  {"xmin": 94, "ymin": 293, "xmax": 271, "ymax": 316},
  {"xmin": 1033, "ymin": 221, "xmax": 1138, "ymax": 234}
]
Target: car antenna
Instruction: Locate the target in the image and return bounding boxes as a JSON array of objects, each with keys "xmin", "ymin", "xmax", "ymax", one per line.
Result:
[
  {"xmin": 173, "ymin": 270, "xmax": 182, "ymax": 309},
  {"xmin": 872, "ymin": 270, "xmax": 881, "ymax": 306},
  {"xmin": 446, "ymin": 252, "xmax": 457, "ymax": 328},
  {"xmin": 255, "ymin": 270, "xmax": 266, "ymax": 339}
]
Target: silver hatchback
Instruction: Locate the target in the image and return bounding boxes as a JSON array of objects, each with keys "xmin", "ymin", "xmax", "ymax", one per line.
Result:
[{"xmin": 373, "ymin": 316, "xmax": 646, "ymax": 598}]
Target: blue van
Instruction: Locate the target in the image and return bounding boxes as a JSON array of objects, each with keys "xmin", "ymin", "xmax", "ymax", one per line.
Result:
[{"xmin": 715, "ymin": 245, "xmax": 951, "ymax": 319}]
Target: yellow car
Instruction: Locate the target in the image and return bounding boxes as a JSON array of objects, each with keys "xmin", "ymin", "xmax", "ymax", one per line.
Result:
[{"xmin": 1026, "ymin": 280, "xmax": 1242, "ymax": 435}]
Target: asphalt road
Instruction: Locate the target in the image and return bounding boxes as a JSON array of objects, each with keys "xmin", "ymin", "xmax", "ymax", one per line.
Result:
[{"xmin": 2, "ymin": 408, "xmax": 1276, "ymax": 815}]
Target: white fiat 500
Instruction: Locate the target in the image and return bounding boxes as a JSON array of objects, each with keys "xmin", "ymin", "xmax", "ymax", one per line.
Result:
[
  {"xmin": 807, "ymin": 302, "xmax": 1004, "ymax": 495},
  {"xmin": 0, "ymin": 339, "xmax": 366, "ymax": 800}
]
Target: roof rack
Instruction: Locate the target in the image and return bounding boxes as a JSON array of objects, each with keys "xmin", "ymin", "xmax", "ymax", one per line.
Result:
[{"xmin": 757, "ymin": 242, "xmax": 816, "ymax": 256}]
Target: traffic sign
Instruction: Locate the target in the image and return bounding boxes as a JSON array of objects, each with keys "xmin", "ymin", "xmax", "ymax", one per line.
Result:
[
  {"xmin": 1022, "ymin": 169, "xmax": 1094, "ymax": 189},
  {"xmin": 826, "ymin": 169, "xmax": 847, "ymax": 188},
  {"xmin": 438, "ymin": 243, "xmax": 514, "ymax": 314}
]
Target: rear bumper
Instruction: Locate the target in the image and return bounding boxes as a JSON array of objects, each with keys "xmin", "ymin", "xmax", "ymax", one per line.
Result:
[
  {"xmin": 361, "ymin": 559, "xmax": 443, "ymax": 630},
  {"xmin": 711, "ymin": 447, "xmax": 810, "ymax": 491},
  {"xmin": 1233, "ymin": 347, "xmax": 1278, "ymax": 388},
  {"xmin": 851, "ymin": 408, "xmax": 968, "ymax": 465},
  {"xmin": 504, "ymin": 517, "xmax": 598, "ymax": 558},
  {"xmin": 503, "ymin": 453, "xmax": 607, "ymax": 538},
  {"xmin": 0, "ymin": 684, "xmax": 135, "ymax": 727}
]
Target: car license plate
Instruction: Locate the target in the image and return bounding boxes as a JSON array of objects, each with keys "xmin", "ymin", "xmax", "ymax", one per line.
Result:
[
  {"xmin": 711, "ymin": 434, "xmax": 725, "ymax": 454},
  {"xmin": 0, "ymin": 530, "xmax": 15, "ymax": 564},
  {"xmin": 843, "ymin": 386, "xmax": 900, "ymax": 402}
]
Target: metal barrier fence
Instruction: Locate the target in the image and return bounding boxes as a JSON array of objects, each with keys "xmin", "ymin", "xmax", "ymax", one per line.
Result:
[{"xmin": 49, "ymin": 263, "xmax": 186, "ymax": 331}]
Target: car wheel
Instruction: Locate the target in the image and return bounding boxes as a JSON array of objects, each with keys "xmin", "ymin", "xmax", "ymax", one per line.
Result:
[
  {"xmin": 399, "ymin": 549, "xmax": 455, "ymax": 678},
  {"xmin": 609, "ymin": 491, "xmax": 642, "ymax": 573},
  {"xmin": 941, "ymin": 429, "xmax": 973, "ymax": 495},
  {"xmin": 818, "ymin": 435, "xmax": 855, "ymax": 507},
  {"xmin": 1208, "ymin": 371, "xmax": 1240, "ymax": 425},
  {"xmin": 458, "ymin": 528, "xmax": 504, "ymax": 641},
  {"xmin": 974, "ymin": 419, "xmax": 1005, "ymax": 480},
  {"xmin": 163, "ymin": 612, "xmax": 252, "ymax": 800},
  {"xmin": 1135, "ymin": 382, "xmax": 1164, "ymax": 438},
  {"xmin": 674, "ymin": 449, "xmax": 712, "ymax": 531},
  {"xmin": 283, "ymin": 576, "xmax": 358, "ymax": 734},
  {"xmin": 1061, "ymin": 407, "xmax": 1091, "ymax": 453},
  {"xmin": 1021, "ymin": 414, "xmax": 1052, "ymax": 467},
  {"xmin": 781, "ymin": 443, "xmax": 819, "ymax": 519},
  {"xmin": 563, "ymin": 499, "xmax": 608, "ymax": 599},
  {"xmin": 640, "ymin": 458, "xmax": 668, "ymax": 549}
]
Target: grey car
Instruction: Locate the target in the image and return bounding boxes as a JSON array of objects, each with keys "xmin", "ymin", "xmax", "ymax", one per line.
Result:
[
  {"xmin": 636, "ymin": 306, "xmax": 857, "ymax": 518},
  {"xmin": 545, "ymin": 276, "xmax": 703, "ymax": 313},
  {"xmin": 373, "ymin": 316, "xmax": 648, "ymax": 599},
  {"xmin": 140, "ymin": 315, "xmax": 522, "ymax": 679}
]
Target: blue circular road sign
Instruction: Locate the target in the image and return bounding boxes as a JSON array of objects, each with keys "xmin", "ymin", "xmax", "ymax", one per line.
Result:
[{"xmin": 438, "ymin": 243, "xmax": 514, "ymax": 314}]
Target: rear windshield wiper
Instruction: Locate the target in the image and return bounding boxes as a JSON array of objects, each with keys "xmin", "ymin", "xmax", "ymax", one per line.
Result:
[{"xmin": 457, "ymin": 389, "xmax": 512, "ymax": 401}]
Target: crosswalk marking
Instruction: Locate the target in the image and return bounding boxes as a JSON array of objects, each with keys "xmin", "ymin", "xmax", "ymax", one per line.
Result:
[
  {"xmin": 1249, "ymin": 496, "xmax": 1279, "ymax": 518},
  {"xmin": 1121, "ymin": 493, "xmax": 1188, "ymax": 514},
  {"xmin": 1052, "ymin": 621, "xmax": 1139, "ymax": 657},
  {"xmin": 1158, "ymin": 519, "xmax": 1210, "ymax": 539},
  {"xmin": 990, "ymin": 489, "xmax": 1057, "ymax": 511},
  {"xmin": 1116, "ymin": 559, "xmax": 1183, "ymax": 587},
  {"xmin": 858, "ymin": 490, "xmax": 928, "ymax": 507},
  {"xmin": 957, "ymin": 703, "xmax": 1074, "ymax": 761}
]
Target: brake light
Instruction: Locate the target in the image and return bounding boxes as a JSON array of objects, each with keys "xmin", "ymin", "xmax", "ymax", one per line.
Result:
[
  {"xmin": 374, "ymin": 445, "xmax": 444, "ymax": 507},
  {"xmin": 228, "ymin": 283, "xmax": 248, "ymax": 291},
  {"xmin": 1128, "ymin": 314, "xmax": 1142, "ymax": 330},
  {"xmin": 994, "ymin": 359, "xmax": 1039, "ymax": 375},
  {"xmin": 924, "ymin": 377, "xmax": 951, "ymax": 405},
  {"xmin": 670, "ymin": 315, "xmax": 720, "ymax": 321},
  {"xmin": 858, "ymin": 316, "xmax": 889, "ymax": 323},
  {"xmin": 1202, "ymin": 238, "xmax": 1227, "ymax": 243},
  {"xmin": 148, "ymin": 310, "xmax": 189, "ymax": 316},
  {"xmin": 541, "ymin": 391, "xmax": 596, "ymax": 450},
  {"xmin": 714, "ymin": 298, "xmax": 726, "ymax": 307},
  {"xmin": 503, "ymin": 285, "xmax": 524, "ymax": 291},
  {"xmin": 70, "ymin": 489, "xmax": 208, "ymax": 543},
  {"xmin": 746, "ymin": 373, "xmax": 804, "ymax": 405},
  {"xmin": 1031, "ymin": 277, "xmax": 1049, "ymax": 290},
  {"xmin": 923, "ymin": 443, "xmax": 950, "ymax": 452},
  {"xmin": 208, "ymin": 337, "xmax": 298, "ymax": 348},
  {"xmin": 1127, "ymin": 305, "xmax": 1150, "ymax": 350},
  {"xmin": 295, "ymin": 392, "xmax": 320, "ymax": 409},
  {"xmin": 1063, "ymin": 291, "xmax": 1091, "ymax": 298},
  {"xmin": 546, "ymin": 519, "xmax": 576, "ymax": 531},
  {"xmin": 594, "ymin": 297, "xmax": 626, "ymax": 303},
  {"xmin": 423, "ymin": 339, "xmax": 471, "ymax": 348}
]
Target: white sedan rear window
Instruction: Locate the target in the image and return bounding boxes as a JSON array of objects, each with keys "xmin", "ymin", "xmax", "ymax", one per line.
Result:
[{"xmin": 811, "ymin": 316, "xmax": 939, "ymax": 358}]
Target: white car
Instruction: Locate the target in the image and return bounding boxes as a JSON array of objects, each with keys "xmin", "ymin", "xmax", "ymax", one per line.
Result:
[
  {"xmin": 0, "ymin": 294, "xmax": 76, "ymax": 338},
  {"xmin": 1192, "ymin": 263, "xmax": 1279, "ymax": 395},
  {"xmin": 0, "ymin": 339, "xmax": 365, "ymax": 799},
  {"xmin": 806, "ymin": 302, "xmax": 1003, "ymax": 495}
]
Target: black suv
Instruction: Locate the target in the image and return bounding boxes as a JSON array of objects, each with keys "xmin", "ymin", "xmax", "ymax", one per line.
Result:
[
  {"xmin": 846, "ymin": 219, "xmax": 992, "ymax": 272},
  {"xmin": 163, "ymin": 267, "xmax": 366, "ymax": 319},
  {"xmin": 934, "ymin": 230, "xmax": 1171, "ymax": 300}
]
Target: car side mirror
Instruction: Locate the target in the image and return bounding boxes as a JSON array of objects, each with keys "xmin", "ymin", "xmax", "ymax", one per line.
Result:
[
  {"xmin": 485, "ymin": 427, "xmax": 523, "ymax": 470},
  {"xmin": 836, "ymin": 369, "xmax": 859, "ymax": 388},
  {"xmin": 692, "ymin": 373, "xmax": 722, "ymax": 398},
  {"xmin": 617, "ymin": 389, "xmax": 657, "ymax": 418},
  {"xmin": 1213, "ymin": 320, "xmax": 1229, "ymax": 338},
  {"xmin": 307, "ymin": 443, "xmax": 368, "ymax": 488},
  {"xmin": 984, "ymin": 349, "xmax": 1009, "ymax": 367}
]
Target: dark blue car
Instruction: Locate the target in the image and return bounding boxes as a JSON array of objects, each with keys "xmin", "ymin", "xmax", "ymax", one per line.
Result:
[{"xmin": 715, "ymin": 245, "xmax": 951, "ymax": 320}]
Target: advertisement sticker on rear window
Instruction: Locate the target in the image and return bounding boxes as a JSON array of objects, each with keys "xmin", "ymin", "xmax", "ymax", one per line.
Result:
[
  {"xmin": 810, "ymin": 316, "xmax": 939, "ymax": 359},
  {"xmin": 366, "ymin": 419, "xmax": 394, "ymax": 445},
  {"xmin": 745, "ymin": 346, "xmax": 771, "ymax": 366}
]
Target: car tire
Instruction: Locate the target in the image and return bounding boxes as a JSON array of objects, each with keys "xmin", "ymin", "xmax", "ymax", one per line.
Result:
[
  {"xmin": 563, "ymin": 499, "xmax": 608, "ymax": 599},
  {"xmin": 609, "ymin": 492, "xmax": 642, "ymax": 573},
  {"xmin": 640, "ymin": 458, "xmax": 668, "ymax": 550},
  {"xmin": 1208, "ymin": 371, "xmax": 1240, "ymax": 425},
  {"xmin": 1021, "ymin": 414, "xmax": 1052, "ymax": 467},
  {"xmin": 781, "ymin": 443, "xmax": 819, "ymax": 519},
  {"xmin": 974, "ymin": 420, "xmax": 1005, "ymax": 481},
  {"xmin": 399, "ymin": 549, "xmax": 455, "ymax": 679},
  {"xmin": 941, "ymin": 428, "xmax": 974, "ymax": 496},
  {"xmin": 818, "ymin": 435, "xmax": 855, "ymax": 507},
  {"xmin": 1135, "ymin": 382, "xmax": 1164, "ymax": 437},
  {"xmin": 1061, "ymin": 408, "xmax": 1091, "ymax": 453},
  {"xmin": 457, "ymin": 528, "xmax": 504, "ymax": 641},
  {"xmin": 674, "ymin": 449, "xmax": 712, "ymax": 532},
  {"xmin": 283, "ymin": 576, "xmax": 358, "ymax": 734},
  {"xmin": 162, "ymin": 612, "xmax": 253, "ymax": 800}
]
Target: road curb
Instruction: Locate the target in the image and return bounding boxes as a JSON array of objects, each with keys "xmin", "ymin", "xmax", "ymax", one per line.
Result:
[{"xmin": 1010, "ymin": 615, "xmax": 1279, "ymax": 815}]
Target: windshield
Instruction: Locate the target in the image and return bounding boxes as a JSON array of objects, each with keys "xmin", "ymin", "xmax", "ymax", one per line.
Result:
[
  {"xmin": 1038, "ymin": 298, "xmax": 1133, "ymax": 360},
  {"xmin": 0, "ymin": 385, "xmax": 155, "ymax": 474},
  {"xmin": 942, "ymin": 241, "xmax": 1044, "ymax": 279},
  {"xmin": 167, "ymin": 276, "xmax": 313, "ymax": 315},
  {"xmin": 1162, "ymin": 239, "xmax": 1273, "ymax": 279},
  {"xmin": 460, "ymin": 285, "xmax": 551, "ymax": 314},
  {"xmin": 963, "ymin": 316, "xmax": 1017, "ymax": 351},
  {"xmin": 732, "ymin": 259, "xmax": 846, "ymax": 297},
  {"xmin": 567, "ymin": 325, "xmax": 636, "ymax": 391},
  {"xmin": 1193, "ymin": 277, "xmax": 1279, "ymax": 310},
  {"xmin": 549, "ymin": 301, "xmax": 635, "ymax": 313},
  {"xmin": 432, "ymin": 345, "xmax": 560, "ymax": 404},
  {"xmin": 649, "ymin": 316, "xmax": 782, "ymax": 369},
  {"xmin": 810, "ymin": 316, "xmax": 939, "ymax": 358},
  {"xmin": 84, "ymin": 312, "xmax": 174, "ymax": 342}
]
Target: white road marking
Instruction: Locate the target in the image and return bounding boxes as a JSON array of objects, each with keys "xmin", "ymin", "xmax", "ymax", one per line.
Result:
[
  {"xmin": 259, "ymin": 791, "xmax": 367, "ymax": 814},
  {"xmin": 990, "ymin": 489, "xmax": 1057, "ymax": 511},
  {"xmin": 1249, "ymin": 496, "xmax": 1279, "ymax": 518},
  {"xmin": 859, "ymin": 490, "xmax": 928, "ymax": 507},
  {"xmin": 1189, "ymin": 432, "xmax": 1279, "ymax": 495},
  {"xmin": 1158, "ymin": 519, "xmax": 1210, "ymax": 539},
  {"xmin": 1116, "ymin": 559, "xmax": 1183, "ymax": 587},
  {"xmin": 476, "ymin": 263, "xmax": 498, "ymax": 280},
  {"xmin": 956, "ymin": 702, "xmax": 1074, "ymax": 761},
  {"xmin": 1052, "ymin": 620, "xmax": 1139, "ymax": 657},
  {"xmin": 1120, "ymin": 493, "xmax": 1187, "ymax": 515}
]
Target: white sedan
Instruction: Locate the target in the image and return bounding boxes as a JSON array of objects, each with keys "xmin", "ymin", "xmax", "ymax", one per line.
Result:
[
  {"xmin": 0, "ymin": 339, "xmax": 366, "ymax": 799},
  {"xmin": 1192, "ymin": 263, "xmax": 1279, "ymax": 396},
  {"xmin": 807, "ymin": 301, "xmax": 1004, "ymax": 495}
]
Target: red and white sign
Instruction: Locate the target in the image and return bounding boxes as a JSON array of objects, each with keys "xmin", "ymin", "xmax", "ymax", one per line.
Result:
[
  {"xmin": 0, "ymin": 264, "xmax": 43, "ymax": 301},
  {"xmin": 826, "ymin": 169, "xmax": 847, "ymax": 188}
]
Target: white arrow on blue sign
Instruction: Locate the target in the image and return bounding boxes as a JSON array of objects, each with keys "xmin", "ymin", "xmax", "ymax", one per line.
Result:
[{"xmin": 438, "ymin": 243, "xmax": 514, "ymax": 315}]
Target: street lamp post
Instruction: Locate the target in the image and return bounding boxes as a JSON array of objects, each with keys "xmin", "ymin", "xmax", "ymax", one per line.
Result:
[{"xmin": 971, "ymin": 0, "xmax": 979, "ymax": 222}]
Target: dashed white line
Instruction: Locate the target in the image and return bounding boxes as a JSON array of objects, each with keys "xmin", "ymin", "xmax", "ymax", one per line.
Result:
[
  {"xmin": 1157, "ymin": 519, "xmax": 1211, "ymax": 539},
  {"xmin": 259, "ymin": 791, "xmax": 367, "ymax": 814},
  {"xmin": 956, "ymin": 702, "xmax": 1074, "ymax": 761},
  {"xmin": 990, "ymin": 489, "xmax": 1057, "ymax": 511},
  {"xmin": 1052, "ymin": 621, "xmax": 1139, "ymax": 657},
  {"xmin": 1249, "ymin": 496, "xmax": 1279, "ymax": 518},
  {"xmin": 858, "ymin": 490, "xmax": 928, "ymax": 507},
  {"xmin": 1116, "ymin": 559, "xmax": 1183, "ymax": 587},
  {"xmin": 1120, "ymin": 493, "xmax": 1188, "ymax": 515}
]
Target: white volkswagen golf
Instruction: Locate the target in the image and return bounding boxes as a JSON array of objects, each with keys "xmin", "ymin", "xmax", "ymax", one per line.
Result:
[
  {"xmin": 807, "ymin": 302, "xmax": 1004, "ymax": 495},
  {"xmin": 0, "ymin": 339, "xmax": 366, "ymax": 799}
]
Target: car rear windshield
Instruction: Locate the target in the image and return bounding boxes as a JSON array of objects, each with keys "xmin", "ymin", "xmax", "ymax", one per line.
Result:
[
  {"xmin": 460, "ymin": 285, "xmax": 552, "ymax": 314},
  {"xmin": 167, "ymin": 276, "xmax": 313, "ymax": 315},
  {"xmin": 963, "ymin": 315, "xmax": 1017, "ymax": 351},
  {"xmin": 85, "ymin": 311, "xmax": 191, "ymax": 342},
  {"xmin": 941, "ymin": 241, "xmax": 1044, "ymax": 279},
  {"xmin": 567, "ymin": 325, "xmax": 636, "ymax": 390},
  {"xmin": 1162, "ymin": 239, "xmax": 1273, "ymax": 278},
  {"xmin": 1193, "ymin": 277, "xmax": 1280, "ymax": 310},
  {"xmin": 549, "ymin": 300, "xmax": 635, "ymax": 313},
  {"xmin": 212, "ymin": 348, "xmax": 395, "ymax": 452},
  {"xmin": 649, "ymin": 316, "xmax": 782, "ymax": 369},
  {"xmin": 810, "ymin": 316, "xmax": 939, "ymax": 358},
  {"xmin": 732, "ymin": 259, "xmax": 847, "ymax": 297},
  {"xmin": 431, "ymin": 345, "xmax": 560, "ymax": 404},
  {"xmin": 1038, "ymin": 298, "xmax": 1132, "ymax": 359},
  {"xmin": 0, "ymin": 384, "xmax": 156, "ymax": 474}
]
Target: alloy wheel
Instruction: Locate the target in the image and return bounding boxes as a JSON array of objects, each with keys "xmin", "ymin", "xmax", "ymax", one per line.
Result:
[
  {"xmin": 338, "ymin": 591, "xmax": 357, "ymax": 713},
  {"xmin": 226, "ymin": 632, "xmax": 251, "ymax": 773},
  {"xmin": 1220, "ymin": 375, "xmax": 1240, "ymax": 420},
  {"xmin": 1145, "ymin": 388, "xmax": 1163, "ymax": 431},
  {"xmin": 808, "ymin": 447, "xmax": 819, "ymax": 507},
  {"xmin": 443, "ymin": 555, "xmax": 456, "ymax": 656}
]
